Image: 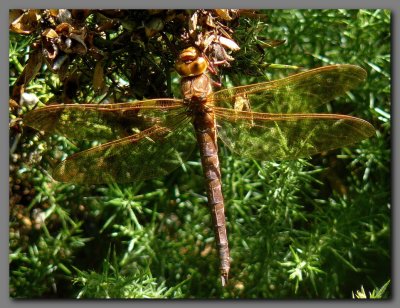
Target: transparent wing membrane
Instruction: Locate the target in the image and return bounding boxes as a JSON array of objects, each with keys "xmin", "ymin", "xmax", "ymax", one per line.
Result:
[
  {"xmin": 211, "ymin": 65, "xmax": 367, "ymax": 113},
  {"xmin": 24, "ymin": 99, "xmax": 195, "ymax": 184},
  {"xmin": 52, "ymin": 123, "xmax": 195, "ymax": 184},
  {"xmin": 215, "ymin": 109, "xmax": 375, "ymax": 160},
  {"xmin": 24, "ymin": 99, "xmax": 184, "ymax": 142}
]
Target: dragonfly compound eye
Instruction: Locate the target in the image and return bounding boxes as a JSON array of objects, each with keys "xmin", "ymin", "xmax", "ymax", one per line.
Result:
[
  {"xmin": 175, "ymin": 47, "xmax": 209, "ymax": 77},
  {"xmin": 175, "ymin": 56, "xmax": 208, "ymax": 77}
]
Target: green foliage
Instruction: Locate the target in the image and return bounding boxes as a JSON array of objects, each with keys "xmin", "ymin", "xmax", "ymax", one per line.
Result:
[
  {"xmin": 72, "ymin": 250, "xmax": 186, "ymax": 298},
  {"xmin": 352, "ymin": 280, "xmax": 391, "ymax": 299},
  {"xmin": 9, "ymin": 9, "xmax": 390, "ymax": 298}
]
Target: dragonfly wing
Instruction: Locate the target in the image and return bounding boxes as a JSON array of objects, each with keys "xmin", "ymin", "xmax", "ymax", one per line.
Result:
[
  {"xmin": 23, "ymin": 99, "xmax": 184, "ymax": 142},
  {"xmin": 211, "ymin": 65, "xmax": 367, "ymax": 113},
  {"xmin": 215, "ymin": 108, "xmax": 375, "ymax": 160},
  {"xmin": 53, "ymin": 121, "xmax": 196, "ymax": 184}
]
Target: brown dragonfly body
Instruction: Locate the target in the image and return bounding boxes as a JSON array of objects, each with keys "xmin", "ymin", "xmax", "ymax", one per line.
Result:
[
  {"xmin": 179, "ymin": 49, "xmax": 230, "ymax": 285},
  {"xmin": 24, "ymin": 47, "xmax": 375, "ymax": 286}
]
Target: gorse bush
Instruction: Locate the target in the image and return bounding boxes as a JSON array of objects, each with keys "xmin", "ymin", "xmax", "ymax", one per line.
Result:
[{"xmin": 9, "ymin": 9, "xmax": 390, "ymax": 298}]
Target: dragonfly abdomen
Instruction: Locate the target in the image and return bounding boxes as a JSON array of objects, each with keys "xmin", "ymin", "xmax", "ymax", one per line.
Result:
[{"xmin": 193, "ymin": 111, "xmax": 230, "ymax": 286}]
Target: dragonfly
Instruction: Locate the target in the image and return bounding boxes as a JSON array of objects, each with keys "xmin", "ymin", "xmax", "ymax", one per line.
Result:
[{"xmin": 23, "ymin": 46, "xmax": 375, "ymax": 286}]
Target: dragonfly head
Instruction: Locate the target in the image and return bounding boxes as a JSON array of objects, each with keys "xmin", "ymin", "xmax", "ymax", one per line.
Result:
[{"xmin": 175, "ymin": 47, "xmax": 208, "ymax": 77}]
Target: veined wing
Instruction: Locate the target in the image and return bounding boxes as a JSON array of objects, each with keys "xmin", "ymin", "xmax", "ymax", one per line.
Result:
[
  {"xmin": 52, "ymin": 122, "xmax": 196, "ymax": 184},
  {"xmin": 23, "ymin": 98, "xmax": 184, "ymax": 142},
  {"xmin": 24, "ymin": 98, "xmax": 195, "ymax": 184},
  {"xmin": 210, "ymin": 65, "xmax": 367, "ymax": 113},
  {"xmin": 214, "ymin": 108, "xmax": 375, "ymax": 160}
]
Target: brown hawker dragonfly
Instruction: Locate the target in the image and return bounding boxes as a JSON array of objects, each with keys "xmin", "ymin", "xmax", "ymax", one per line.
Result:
[{"xmin": 24, "ymin": 47, "xmax": 375, "ymax": 286}]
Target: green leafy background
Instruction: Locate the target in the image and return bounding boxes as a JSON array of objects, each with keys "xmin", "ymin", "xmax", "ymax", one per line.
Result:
[{"xmin": 9, "ymin": 9, "xmax": 390, "ymax": 298}]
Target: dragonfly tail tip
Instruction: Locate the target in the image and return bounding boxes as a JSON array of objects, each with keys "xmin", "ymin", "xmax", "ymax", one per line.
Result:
[{"xmin": 221, "ymin": 274, "xmax": 229, "ymax": 287}]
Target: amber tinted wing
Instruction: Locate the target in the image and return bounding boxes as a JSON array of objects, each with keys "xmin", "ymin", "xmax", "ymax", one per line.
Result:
[
  {"xmin": 211, "ymin": 65, "xmax": 367, "ymax": 113},
  {"xmin": 211, "ymin": 64, "xmax": 374, "ymax": 160},
  {"xmin": 24, "ymin": 99, "xmax": 196, "ymax": 184},
  {"xmin": 214, "ymin": 110, "xmax": 375, "ymax": 160},
  {"xmin": 24, "ymin": 98, "xmax": 184, "ymax": 142},
  {"xmin": 52, "ymin": 123, "xmax": 195, "ymax": 184}
]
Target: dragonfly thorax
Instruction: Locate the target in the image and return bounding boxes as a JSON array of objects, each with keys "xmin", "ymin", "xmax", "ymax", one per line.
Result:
[{"xmin": 180, "ymin": 74, "xmax": 212, "ymax": 104}]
